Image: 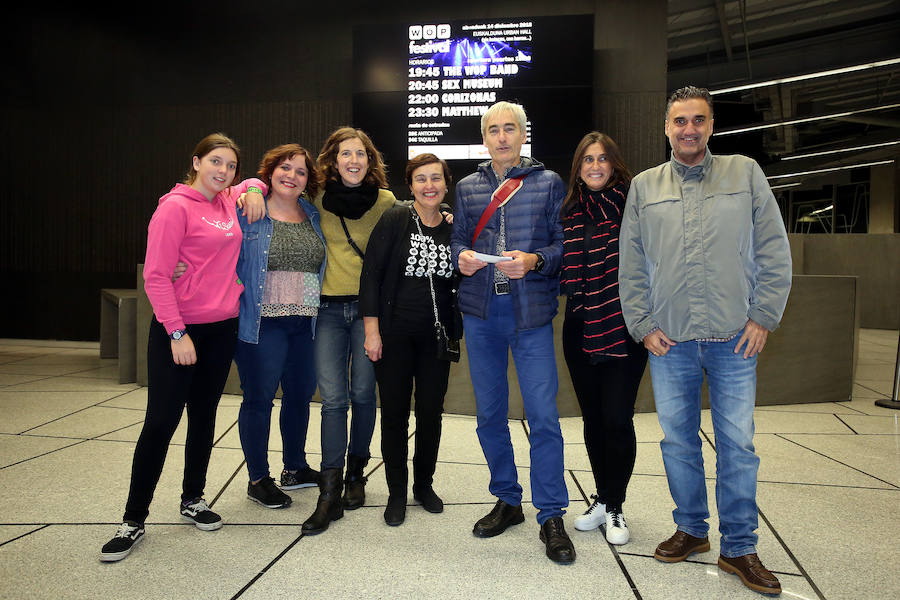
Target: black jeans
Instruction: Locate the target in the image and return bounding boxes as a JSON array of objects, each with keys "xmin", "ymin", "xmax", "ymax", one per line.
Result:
[
  {"xmin": 374, "ymin": 330, "xmax": 450, "ymax": 496},
  {"xmin": 562, "ymin": 313, "xmax": 647, "ymax": 509},
  {"xmin": 123, "ymin": 317, "xmax": 238, "ymax": 524}
]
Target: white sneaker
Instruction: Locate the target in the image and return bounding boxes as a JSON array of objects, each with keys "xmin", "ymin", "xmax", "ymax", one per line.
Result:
[
  {"xmin": 604, "ymin": 509, "xmax": 630, "ymax": 545},
  {"xmin": 573, "ymin": 495, "xmax": 605, "ymax": 531}
]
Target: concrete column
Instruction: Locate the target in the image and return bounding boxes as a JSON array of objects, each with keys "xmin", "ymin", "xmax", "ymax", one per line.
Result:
[
  {"xmin": 869, "ymin": 162, "xmax": 899, "ymax": 233},
  {"xmin": 592, "ymin": 0, "xmax": 668, "ymax": 174}
]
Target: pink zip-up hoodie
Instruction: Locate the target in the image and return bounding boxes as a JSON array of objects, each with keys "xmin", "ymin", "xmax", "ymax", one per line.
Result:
[{"xmin": 143, "ymin": 181, "xmax": 257, "ymax": 333}]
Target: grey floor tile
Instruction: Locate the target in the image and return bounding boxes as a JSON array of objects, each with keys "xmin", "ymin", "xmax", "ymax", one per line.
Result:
[
  {"xmin": 0, "ymin": 441, "xmax": 245, "ymax": 524},
  {"xmin": 619, "ymin": 554, "xmax": 815, "ymax": 600},
  {"xmin": 0, "ymin": 524, "xmax": 300, "ymax": 600},
  {"xmin": 754, "ymin": 433, "xmax": 895, "ymax": 488},
  {"xmin": 0, "ymin": 434, "xmax": 84, "ymax": 469},
  {"xmin": 0, "ymin": 373, "xmax": 50, "ymax": 386},
  {"xmin": 0, "ymin": 391, "xmax": 129, "ymax": 434},
  {"xmin": 2, "ymin": 375, "xmax": 138, "ymax": 393},
  {"xmin": 26, "ymin": 406, "xmax": 147, "ymax": 439},
  {"xmin": 238, "ymin": 503, "xmax": 635, "ymax": 600},
  {"xmin": 0, "ymin": 363, "xmax": 94, "ymax": 376},
  {"xmin": 758, "ymin": 484, "xmax": 900, "ymax": 600},
  {"xmin": 96, "ymin": 405, "xmax": 241, "ymax": 446},
  {"xmin": 0, "ymin": 524, "xmax": 46, "ymax": 546},
  {"xmin": 704, "ymin": 409, "xmax": 855, "ymax": 434},
  {"xmin": 779, "ymin": 433, "xmax": 900, "ymax": 487},
  {"xmin": 837, "ymin": 413, "xmax": 900, "ymax": 434},
  {"xmin": 755, "ymin": 400, "xmax": 862, "ymax": 414}
]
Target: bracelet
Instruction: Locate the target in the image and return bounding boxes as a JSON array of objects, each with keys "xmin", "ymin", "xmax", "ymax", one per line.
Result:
[{"xmin": 247, "ymin": 186, "xmax": 262, "ymax": 195}]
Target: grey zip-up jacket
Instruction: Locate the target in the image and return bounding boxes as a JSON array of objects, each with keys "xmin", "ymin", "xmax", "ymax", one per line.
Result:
[{"xmin": 619, "ymin": 151, "xmax": 791, "ymax": 343}]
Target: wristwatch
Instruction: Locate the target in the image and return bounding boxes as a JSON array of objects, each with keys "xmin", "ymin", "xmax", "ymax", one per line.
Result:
[
  {"xmin": 533, "ymin": 252, "xmax": 545, "ymax": 272},
  {"xmin": 169, "ymin": 329, "xmax": 187, "ymax": 340}
]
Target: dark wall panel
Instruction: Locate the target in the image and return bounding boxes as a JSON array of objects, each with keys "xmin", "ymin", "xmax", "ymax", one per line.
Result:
[{"xmin": 1, "ymin": 1, "xmax": 666, "ymax": 340}]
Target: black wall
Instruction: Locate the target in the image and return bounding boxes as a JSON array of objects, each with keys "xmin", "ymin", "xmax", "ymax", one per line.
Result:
[{"xmin": 0, "ymin": 1, "xmax": 666, "ymax": 340}]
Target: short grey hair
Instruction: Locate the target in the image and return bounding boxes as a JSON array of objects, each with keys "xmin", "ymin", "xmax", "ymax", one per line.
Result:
[
  {"xmin": 665, "ymin": 86, "xmax": 714, "ymax": 120},
  {"xmin": 481, "ymin": 101, "xmax": 528, "ymax": 137}
]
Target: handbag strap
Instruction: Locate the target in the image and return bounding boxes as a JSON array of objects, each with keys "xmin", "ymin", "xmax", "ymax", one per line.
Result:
[
  {"xmin": 471, "ymin": 175, "xmax": 526, "ymax": 247},
  {"xmin": 410, "ymin": 208, "xmax": 442, "ymax": 327},
  {"xmin": 339, "ymin": 215, "xmax": 365, "ymax": 260}
]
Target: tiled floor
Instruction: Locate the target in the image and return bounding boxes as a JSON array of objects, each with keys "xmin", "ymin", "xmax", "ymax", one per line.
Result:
[{"xmin": 0, "ymin": 330, "xmax": 898, "ymax": 600}]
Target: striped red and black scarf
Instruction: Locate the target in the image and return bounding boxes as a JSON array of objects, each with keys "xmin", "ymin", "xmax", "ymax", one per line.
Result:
[{"xmin": 560, "ymin": 182, "xmax": 630, "ymax": 363}]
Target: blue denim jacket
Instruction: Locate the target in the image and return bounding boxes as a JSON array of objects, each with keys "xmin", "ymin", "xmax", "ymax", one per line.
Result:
[{"xmin": 236, "ymin": 197, "xmax": 326, "ymax": 344}]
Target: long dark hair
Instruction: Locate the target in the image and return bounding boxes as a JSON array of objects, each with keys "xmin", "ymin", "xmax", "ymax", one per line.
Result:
[{"xmin": 561, "ymin": 132, "xmax": 631, "ymax": 216}]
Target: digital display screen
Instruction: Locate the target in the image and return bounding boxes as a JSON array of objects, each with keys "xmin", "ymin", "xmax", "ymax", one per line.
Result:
[{"xmin": 354, "ymin": 15, "xmax": 593, "ymax": 187}]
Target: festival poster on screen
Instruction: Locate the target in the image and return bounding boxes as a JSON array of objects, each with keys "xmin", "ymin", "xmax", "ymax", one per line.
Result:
[
  {"xmin": 406, "ymin": 20, "xmax": 536, "ymax": 160},
  {"xmin": 353, "ymin": 15, "xmax": 592, "ymax": 185}
]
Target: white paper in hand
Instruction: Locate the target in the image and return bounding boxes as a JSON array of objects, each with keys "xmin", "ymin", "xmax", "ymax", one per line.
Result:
[{"xmin": 472, "ymin": 252, "xmax": 513, "ymax": 264}]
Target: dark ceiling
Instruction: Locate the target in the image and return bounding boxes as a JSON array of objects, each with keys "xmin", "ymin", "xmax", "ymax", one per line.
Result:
[{"xmin": 666, "ymin": 0, "xmax": 900, "ymax": 203}]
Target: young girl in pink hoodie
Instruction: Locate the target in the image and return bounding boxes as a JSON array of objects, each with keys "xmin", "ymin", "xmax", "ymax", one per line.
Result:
[{"xmin": 101, "ymin": 133, "xmax": 255, "ymax": 562}]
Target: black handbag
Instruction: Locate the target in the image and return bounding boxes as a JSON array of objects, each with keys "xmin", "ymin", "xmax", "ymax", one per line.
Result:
[{"xmin": 411, "ymin": 208, "xmax": 460, "ymax": 362}]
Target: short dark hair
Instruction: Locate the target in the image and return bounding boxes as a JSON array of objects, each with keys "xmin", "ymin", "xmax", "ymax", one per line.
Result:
[
  {"xmin": 666, "ymin": 86, "xmax": 714, "ymax": 120},
  {"xmin": 405, "ymin": 153, "xmax": 452, "ymax": 187},
  {"xmin": 257, "ymin": 144, "xmax": 321, "ymax": 199}
]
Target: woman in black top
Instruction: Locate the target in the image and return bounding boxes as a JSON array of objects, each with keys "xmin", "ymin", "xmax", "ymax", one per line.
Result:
[{"xmin": 360, "ymin": 153, "xmax": 459, "ymax": 526}]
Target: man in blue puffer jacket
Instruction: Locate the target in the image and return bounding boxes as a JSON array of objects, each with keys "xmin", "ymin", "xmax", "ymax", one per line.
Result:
[{"xmin": 451, "ymin": 101, "xmax": 574, "ymax": 564}]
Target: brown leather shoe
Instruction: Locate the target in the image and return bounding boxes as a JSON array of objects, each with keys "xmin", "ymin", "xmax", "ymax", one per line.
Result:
[
  {"xmin": 718, "ymin": 553, "xmax": 782, "ymax": 595},
  {"xmin": 654, "ymin": 530, "xmax": 711, "ymax": 562}
]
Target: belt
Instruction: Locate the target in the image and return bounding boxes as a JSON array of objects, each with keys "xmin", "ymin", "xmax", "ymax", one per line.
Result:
[{"xmin": 494, "ymin": 281, "xmax": 510, "ymax": 295}]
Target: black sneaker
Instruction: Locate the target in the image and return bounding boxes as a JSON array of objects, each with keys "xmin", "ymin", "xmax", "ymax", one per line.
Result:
[
  {"xmin": 248, "ymin": 476, "xmax": 292, "ymax": 508},
  {"xmin": 280, "ymin": 467, "xmax": 319, "ymax": 490},
  {"xmin": 180, "ymin": 498, "xmax": 223, "ymax": 531},
  {"xmin": 100, "ymin": 521, "xmax": 144, "ymax": 562}
]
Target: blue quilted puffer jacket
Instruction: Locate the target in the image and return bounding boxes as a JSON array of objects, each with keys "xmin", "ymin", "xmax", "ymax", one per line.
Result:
[{"xmin": 450, "ymin": 157, "xmax": 565, "ymax": 330}]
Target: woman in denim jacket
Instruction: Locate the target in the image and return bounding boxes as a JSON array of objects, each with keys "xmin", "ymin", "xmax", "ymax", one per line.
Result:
[{"xmin": 233, "ymin": 144, "xmax": 326, "ymax": 510}]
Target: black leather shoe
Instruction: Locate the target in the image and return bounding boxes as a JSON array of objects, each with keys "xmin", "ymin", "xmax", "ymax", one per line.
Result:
[
  {"xmin": 539, "ymin": 517, "xmax": 576, "ymax": 564},
  {"xmin": 473, "ymin": 499, "xmax": 525, "ymax": 538},
  {"xmin": 384, "ymin": 496, "xmax": 407, "ymax": 526},
  {"xmin": 412, "ymin": 486, "xmax": 444, "ymax": 514}
]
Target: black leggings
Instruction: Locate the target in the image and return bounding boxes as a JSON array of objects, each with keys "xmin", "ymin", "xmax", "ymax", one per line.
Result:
[
  {"xmin": 562, "ymin": 313, "xmax": 647, "ymax": 509},
  {"xmin": 374, "ymin": 330, "xmax": 450, "ymax": 495},
  {"xmin": 123, "ymin": 317, "xmax": 237, "ymax": 524}
]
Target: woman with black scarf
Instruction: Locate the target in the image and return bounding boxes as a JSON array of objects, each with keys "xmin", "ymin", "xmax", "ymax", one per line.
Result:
[
  {"xmin": 300, "ymin": 127, "xmax": 397, "ymax": 534},
  {"xmin": 560, "ymin": 132, "xmax": 648, "ymax": 546}
]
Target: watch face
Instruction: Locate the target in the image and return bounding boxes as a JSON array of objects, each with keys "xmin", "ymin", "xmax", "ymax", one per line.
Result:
[{"xmin": 171, "ymin": 330, "xmax": 183, "ymax": 340}]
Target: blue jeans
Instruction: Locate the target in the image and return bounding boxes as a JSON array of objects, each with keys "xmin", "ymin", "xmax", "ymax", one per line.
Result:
[
  {"xmin": 463, "ymin": 294, "xmax": 568, "ymax": 525},
  {"xmin": 314, "ymin": 301, "xmax": 376, "ymax": 470},
  {"xmin": 234, "ymin": 316, "xmax": 316, "ymax": 482},
  {"xmin": 649, "ymin": 332, "xmax": 760, "ymax": 558}
]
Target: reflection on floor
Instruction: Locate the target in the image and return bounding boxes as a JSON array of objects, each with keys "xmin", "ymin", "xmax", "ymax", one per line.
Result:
[{"xmin": 0, "ymin": 329, "xmax": 898, "ymax": 599}]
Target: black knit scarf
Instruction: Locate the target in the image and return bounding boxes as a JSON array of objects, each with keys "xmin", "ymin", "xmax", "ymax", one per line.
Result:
[
  {"xmin": 560, "ymin": 182, "xmax": 630, "ymax": 363},
  {"xmin": 322, "ymin": 180, "xmax": 379, "ymax": 219}
]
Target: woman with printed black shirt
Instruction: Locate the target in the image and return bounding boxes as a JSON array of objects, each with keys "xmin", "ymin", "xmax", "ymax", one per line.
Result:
[{"xmin": 360, "ymin": 153, "xmax": 459, "ymax": 526}]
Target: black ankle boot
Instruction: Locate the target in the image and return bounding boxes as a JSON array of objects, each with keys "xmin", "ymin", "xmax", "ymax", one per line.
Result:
[
  {"xmin": 301, "ymin": 468, "xmax": 344, "ymax": 535},
  {"xmin": 384, "ymin": 494, "xmax": 407, "ymax": 526},
  {"xmin": 343, "ymin": 455, "xmax": 368, "ymax": 510}
]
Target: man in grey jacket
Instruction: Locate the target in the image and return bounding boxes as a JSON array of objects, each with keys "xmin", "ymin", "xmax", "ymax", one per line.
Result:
[{"xmin": 619, "ymin": 86, "xmax": 791, "ymax": 596}]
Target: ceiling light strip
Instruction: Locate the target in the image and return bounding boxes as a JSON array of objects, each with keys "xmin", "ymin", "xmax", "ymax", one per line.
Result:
[
  {"xmin": 767, "ymin": 160, "xmax": 895, "ymax": 180},
  {"xmin": 709, "ymin": 58, "xmax": 900, "ymax": 95},
  {"xmin": 714, "ymin": 103, "xmax": 900, "ymax": 136},
  {"xmin": 781, "ymin": 140, "xmax": 900, "ymax": 161}
]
